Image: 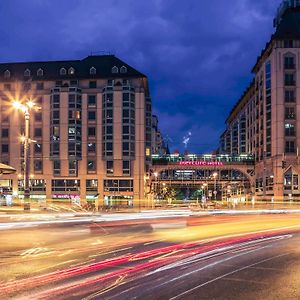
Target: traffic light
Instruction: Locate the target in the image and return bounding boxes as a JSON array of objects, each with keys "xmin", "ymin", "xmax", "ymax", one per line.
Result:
[{"xmin": 282, "ymin": 161, "xmax": 286, "ymax": 169}]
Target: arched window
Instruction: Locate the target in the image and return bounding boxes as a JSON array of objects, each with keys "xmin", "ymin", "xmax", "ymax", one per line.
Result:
[
  {"xmin": 111, "ymin": 66, "xmax": 118, "ymax": 74},
  {"xmin": 37, "ymin": 68, "xmax": 44, "ymax": 77},
  {"xmin": 60, "ymin": 68, "xmax": 67, "ymax": 75},
  {"xmin": 68, "ymin": 67, "xmax": 75, "ymax": 75},
  {"xmin": 90, "ymin": 66, "xmax": 96, "ymax": 75},
  {"xmin": 4, "ymin": 70, "xmax": 10, "ymax": 79},
  {"xmin": 24, "ymin": 69, "xmax": 31, "ymax": 77},
  {"xmin": 120, "ymin": 66, "xmax": 127, "ymax": 74}
]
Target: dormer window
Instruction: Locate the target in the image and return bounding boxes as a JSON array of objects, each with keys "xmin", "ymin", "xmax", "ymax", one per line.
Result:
[
  {"xmin": 60, "ymin": 68, "xmax": 67, "ymax": 75},
  {"xmin": 120, "ymin": 66, "xmax": 127, "ymax": 74},
  {"xmin": 37, "ymin": 68, "xmax": 44, "ymax": 77},
  {"xmin": 111, "ymin": 66, "xmax": 118, "ymax": 74},
  {"xmin": 4, "ymin": 70, "xmax": 10, "ymax": 79},
  {"xmin": 68, "ymin": 67, "xmax": 75, "ymax": 75},
  {"xmin": 90, "ymin": 67, "xmax": 96, "ymax": 75},
  {"xmin": 24, "ymin": 69, "xmax": 31, "ymax": 77}
]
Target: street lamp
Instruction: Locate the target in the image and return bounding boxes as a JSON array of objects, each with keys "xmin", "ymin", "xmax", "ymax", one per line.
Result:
[
  {"xmin": 12, "ymin": 100, "xmax": 38, "ymax": 208},
  {"xmin": 213, "ymin": 172, "xmax": 218, "ymax": 200}
]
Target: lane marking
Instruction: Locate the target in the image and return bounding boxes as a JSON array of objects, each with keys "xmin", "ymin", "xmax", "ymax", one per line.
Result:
[{"xmin": 169, "ymin": 252, "xmax": 290, "ymax": 299}]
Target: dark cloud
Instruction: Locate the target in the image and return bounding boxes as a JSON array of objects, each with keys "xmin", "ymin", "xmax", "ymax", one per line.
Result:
[{"xmin": 0, "ymin": 0, "xmax": 282, "ymax": 152}]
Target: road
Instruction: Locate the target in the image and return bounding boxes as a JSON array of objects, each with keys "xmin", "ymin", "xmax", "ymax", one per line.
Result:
[{"xmin": 0, "ymin": 213, "xmax": 300, "ymax": 299}]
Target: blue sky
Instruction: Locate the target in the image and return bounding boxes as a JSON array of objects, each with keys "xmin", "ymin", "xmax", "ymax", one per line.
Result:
[{"xmin": 0, "ymin": 0, "xmax": 282, "ymax": 153}]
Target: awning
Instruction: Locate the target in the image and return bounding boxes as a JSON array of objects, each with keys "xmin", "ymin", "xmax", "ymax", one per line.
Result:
[{"xmin": 0, "ymin": 163, "xmax": 16, "ymax": 175}]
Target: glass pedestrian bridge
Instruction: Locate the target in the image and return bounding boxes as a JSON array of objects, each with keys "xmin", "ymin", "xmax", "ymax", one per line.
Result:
[{"xmin": 152, "ymin": 154, "xmax": 255, "ymax": 165}]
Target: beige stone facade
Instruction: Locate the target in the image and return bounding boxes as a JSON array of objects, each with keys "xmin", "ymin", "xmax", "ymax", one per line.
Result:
[
  {"xmin": 220, "ymin": 4, "xmax": 300, "ymax": 201},
  {"xmin": 0, "ymin": 55, "xmax": 152, "ymax": 207}
]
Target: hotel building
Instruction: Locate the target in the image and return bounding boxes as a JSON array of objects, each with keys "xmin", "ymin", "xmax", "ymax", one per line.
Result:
[
  {"xmin": 0, "ymin": 55, "xmax": 152, "ymax": 206},
  {"xmin": 220, "ymin": 1, "xmax": 300, "ymax": 201}
]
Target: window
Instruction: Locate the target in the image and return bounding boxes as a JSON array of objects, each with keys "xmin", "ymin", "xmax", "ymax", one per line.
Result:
[
  {"xmin": 24, "ymin": 69, "xmax": 31, "ymax": 77},
  {"xmin": 90, "ymin": 67, "xmax": 96, "ymax": 75},
  {"xmin": 1, "ymin": 128, "xmax": 9, "ymax": 138},
  {"xmin": 285, "ymin": 107, "xmax": 296, "ymax": 120},
  {"xmin": 284, "ymin": 56, "xmax": 295, "ymax": 69},
  {"xmin": 34, "ymin": 160, "xmax": 43, "ymax": 172},
  {"xmin": 53, "ymin": 160, "xmax": 60, "ymax": 176},
  {"xmin": 87, "ymin": 142, "xmax": 96, "ymax": 153},
  {"xmin": 60, "ymin": 68, "xmax": 67, "ymax": 75},
  {"xmin": 37, "ymin": 68, "xmax": 44, "ymax": 76},
  {"xmin": 4, "ymin": 70, "xmax": 10, "ymax": 79},
  {"xmin": 34, "ymin": 143, "xmax": 42, "ymax": 154},
  {"xmin": 284, "ymin": 40, "xmax": 293, "ymax": 48},
  {"xmin": 23, "ymin": 82, "xmax": 31, "ymax": 91},
  {"xmin": 123, "ymin": 160, "xmax": 130, "ymax": 176},
  {"xmin": 111, "ymin": 66, "xmax": 118, "ymax": 73},
  {"xmin": 1, "ymin": 144, "xmax": 9, "ymax": 153},
  {"xmin": 120, "ymin": 66, "xmax": 127, "ymax": 73},
  {"xmin": 68, "ymin": 67, "xmax": 75, "ymax": 75},
  {"xmin": 86, "ymin": 179, "xmax": 98, "ymax": 192},
  {"xmin": 88, "ymin": 111, "xmax": 96, "ymax": 120},
  {"xmin": 88, "ymin": 95, "xmax": 96, "ymax": 106},
  {"xmin": 106, "ymin": 161, "xmax": 113, "ymax": 175},
  {"xmin": 87, "ymin": 159, "xmax": 96, "ymax": 172},
  {"xmin": 285, "ymin": 73, "xmax": 295, "ymax": 86},
  {"xmin": 285, "ymin": 90, "xmax": 295, "ymax": 102},
  {"xmin": 3, "ymin": 83, "xmax": 10, "ymax": 91},
  {"xmin": 285, "ymin": 140, "xmax": 295, "ymax": 153},
  {"xmin": 55, "ymin": 80, "xmax": 62, "ymax": 87},
  {"xmin": 104, "ymin": 179, "xmax": 133, "ymax": 192},
  {"xmin": 285, "ymin": 123, "xmax": 295, "ymax": 136},
  {"xmin": 70, "ymin": 80, "xmax": 78, "ymax": 87},
  {"xmin": 88, "ymin": 127, "xmax": 96, "ymax": 136},
  {"xmin": 52, "ymin": 179, "xmax": 80, "ymax": 192},
  {"xmin": 34, "ymin": 112, "xmax": 42, "ymax": 122},
  {"xmin": 69, "ymin": 160, "xmax": 77, "ymax": 176},
  {"xmin": 36, "ymin": 82, "xmax": 44, "ymax": 90},
  {"xmin": 89, "ymin": 81, "xmax": 97, "ymax": 88},
  {"xmin": 34, "ymin": 128, "xmax": 42, "ymax": 137}
]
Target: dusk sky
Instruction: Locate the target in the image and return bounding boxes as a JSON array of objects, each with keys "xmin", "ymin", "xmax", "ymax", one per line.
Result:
[{"xmin": 0, "ymin": 0, "xmax": 282, "ymax": 153}]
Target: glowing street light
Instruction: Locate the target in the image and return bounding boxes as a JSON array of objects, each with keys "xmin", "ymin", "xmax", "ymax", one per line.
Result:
[
  {"xmin": 12, "ymin": 99, "xmax": 38, "ymax": 209},
  {"xmin": 212, "ymin": 172, "xmax": 218, "ymax": 200}
]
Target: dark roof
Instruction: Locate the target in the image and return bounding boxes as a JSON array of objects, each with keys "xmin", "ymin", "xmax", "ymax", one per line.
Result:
[
  {"xmin": 0, "ymin": 55, "xmax": 146, "ymax": 80},
  {"xmin": 252, "ymin": 7, "xmax": 300, "ymax": 72},
  {"xmin": 274, "ymin": 7, "xmax": 300, "ymax": 39}
]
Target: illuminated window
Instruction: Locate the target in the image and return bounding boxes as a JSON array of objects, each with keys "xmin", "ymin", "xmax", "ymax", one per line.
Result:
[
  {"xmin": 146, "ymin": 147, "xmax": 151, "ymax": 156},
  {"xmin": 68, "ymin": 67, "xmax": 75, "ymax": 75}
]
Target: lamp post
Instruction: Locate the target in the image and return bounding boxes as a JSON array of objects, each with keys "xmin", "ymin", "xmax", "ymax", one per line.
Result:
[
  {"xmin": 13, "ymin": 100, "xmax": 36, "ymax": 209},
  {"xmin": 213, "ymin": 172, "xmax": 218, "ymax": 200}
]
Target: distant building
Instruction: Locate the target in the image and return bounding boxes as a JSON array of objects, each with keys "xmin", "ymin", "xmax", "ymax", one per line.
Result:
[
  {"xmin": 0, "ymin": 55, "xmax": 152, "ymax": 207},
  {"xmin": 152, "ymin": 115, "xmax": 167, "ymax": 155},
  {"xmin": 220, "ymin": 3, "xmax": 300, "ymax": 201}
]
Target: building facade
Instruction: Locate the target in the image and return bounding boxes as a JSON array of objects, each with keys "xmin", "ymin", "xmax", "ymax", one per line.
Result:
[
  {"xmin": 0, "ymin": 55, "xmax": 152, "ymax": 207},
  {"xmin": 220, "ymin": 2, "xmax": 300, "ymax": 201},
  {"xmin": 151, "ymin": 115, "xmax": 167, "ymax": 156}
]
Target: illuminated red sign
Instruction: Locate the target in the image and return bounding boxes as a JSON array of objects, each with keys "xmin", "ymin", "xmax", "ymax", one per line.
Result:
[{"xmin": 179, "ymin": 161, "xmax": 224, "ymax": 166}]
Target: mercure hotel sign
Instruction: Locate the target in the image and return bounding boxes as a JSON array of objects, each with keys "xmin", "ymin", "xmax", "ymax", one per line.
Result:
[{"xmin": 179, "ymin": 161, "xmax": 224, "ymax": 166}]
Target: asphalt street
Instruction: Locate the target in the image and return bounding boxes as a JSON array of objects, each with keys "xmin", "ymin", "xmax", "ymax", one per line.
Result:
[{"xmin": 0, "ymin": 213, "xmax": 299, "ymax": 299}]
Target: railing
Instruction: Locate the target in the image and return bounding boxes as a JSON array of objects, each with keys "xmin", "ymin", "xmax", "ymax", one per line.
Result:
[{"xmin": 152, "ymin": 154, "xmax": 255, "ymax": 165}]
